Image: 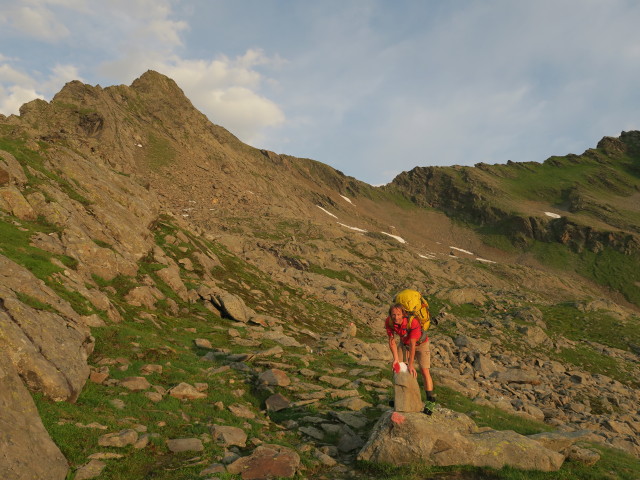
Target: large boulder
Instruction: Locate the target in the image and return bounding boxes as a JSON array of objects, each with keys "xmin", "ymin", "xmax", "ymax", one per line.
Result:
[
  {"xmin": 0, "ymin": 186, "xmax": 37, "ymax": 219},
  {"xmin": 0, "ymin": 150, "xmax": 28, "ymax": 185},
  {"xmin": 358, "ymin": 409, "xmax": 565, "ymax": 472},
  {"xmin": 0, "ymin": 256, "xmax": 93, "ymax": 402},
  {"xmin": 440, "ymin": 288, "xmax": 487, "ymax": 306},
  {"xmin": 155, "ymin": 264, "xmax": 189, "ymax": 301},
  {"xmin": 215, "ymin": 291, "xmax": 255, "ymax": 323},
  {"xmin": 226, "ymin": 444, "xmax": 300, "ymax": 480},
  {"xmin": 0, "ymin": 355, "xmax": 68, "ymax": 480}
]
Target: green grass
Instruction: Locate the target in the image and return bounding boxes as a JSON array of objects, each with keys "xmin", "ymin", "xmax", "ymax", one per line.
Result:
[
  {"xmin": 554, "ymin": 344, "xmax": 636, "ymax": 386},
  {"xmin": 436, "ymin": 386, "xmax": 552, "ymax": 436},
  {"xmin": 16, "ymin": 292, "xmax": 58, "ymax": 312},
  {"xmin": 523, "ymin": 240, "xmax": 640, "ymax": 307},
  {"xmin": 308, "ymin": 263, "xmax": 375, "ymax": 291},
  {"xmin": 540, "ymin": 303, "xmax": 640, "ymax": 352},
  {"xmin": 532, "ymin": 303, "xmax": 640, "ymax": 386},
  {"xmin": 146, "ymin": 133, "xmax": 176, "ymax": 168},
  {"xmin": 0, "ymin": 134, "xmax": 93, "ymax": 205},
  {"xmin": 449, "ymin": 302, "xmax": 484, "ymax": 319},
  {"xmin": 0, "ymin": 217, "xmax": 66, "ymax": 279},
  {"xmin": 575, "ymin": 248, "xmax": 640, "ymax": 306},
  {"xmin": 32, "ymin": 302, "xmax": 321, "ymax": 480}
]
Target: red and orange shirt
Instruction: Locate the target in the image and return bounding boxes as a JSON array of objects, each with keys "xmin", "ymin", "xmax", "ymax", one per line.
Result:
[{"xmin": 385, "ymin": 316, "xmax": 424, "ymax": 345}]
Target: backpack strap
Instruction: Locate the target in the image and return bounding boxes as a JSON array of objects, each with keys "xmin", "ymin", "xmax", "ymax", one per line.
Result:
[
  {"xmin": 402, "ymin": 315, "xmax": 418, "ymax": 340},
  {"xmin": 406, "ymin": 315, "xmax": 429, "ymax": 345}
]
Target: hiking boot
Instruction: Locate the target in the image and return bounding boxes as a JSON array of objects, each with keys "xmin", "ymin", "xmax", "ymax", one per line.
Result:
[{"xmin": 423, "ymin": 400, "xmax": 436, "ymax": 415}]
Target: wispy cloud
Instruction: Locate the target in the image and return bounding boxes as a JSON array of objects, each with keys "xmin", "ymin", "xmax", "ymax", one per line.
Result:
[
  {"xmin": 149, "ymin": 51, "xmax": 286, "ymax": 144},
  {"xmin": 3, "ymin": 2, "xmax": 72, "ymax": 41}
]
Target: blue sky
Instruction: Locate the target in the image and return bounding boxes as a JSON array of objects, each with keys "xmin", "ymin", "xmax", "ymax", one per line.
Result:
[{"xmin": 1, "ymin": 1, "xmax": 639, "ymax": 185}]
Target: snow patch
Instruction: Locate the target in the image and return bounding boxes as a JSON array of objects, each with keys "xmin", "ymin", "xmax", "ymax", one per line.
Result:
[
  {"xmin": 476, "ymin": 257, "xmax": 496, "ymax": 264},
  {"xmin": 381, "ymin": 232, "xmax": 406, "ymax": 244},
  {"xmin": 450, "ymin": 246, "xmax": 474, "ymax": 255},
  {"xmin": 340, "ymin": 195, "xmax": 354, "ymax": 205},
  {"xmin": 419, "ymin": 253, "xmax": 436, "ymax": 260},
  {"xmin": 544, "ymin": 212, "xmax": 561, "ymax": 219},
  {"xmin": 316, "ymin": 205, "xmax": 338, "ymax": 219},
  {"xmin": 338, "ymin": 222, "xmax": 367, "ymax": 233}
]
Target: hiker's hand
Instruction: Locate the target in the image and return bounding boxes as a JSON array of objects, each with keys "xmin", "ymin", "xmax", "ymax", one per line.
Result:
[{"xmin": 409, "ymin": 366, "xmax": 418, "ymax": 378}]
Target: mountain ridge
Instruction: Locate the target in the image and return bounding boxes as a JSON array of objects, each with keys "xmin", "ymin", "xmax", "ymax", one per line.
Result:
[{"xmin": 1, "ymin": 70, "xmax": 639, "ymax": 479}]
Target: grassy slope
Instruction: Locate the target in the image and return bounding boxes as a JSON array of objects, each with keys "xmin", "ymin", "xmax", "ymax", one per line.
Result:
[
  {"xmin": 2, "ymin": 134, "xmax": 640, "ymax": 478},
  {"xmin": 406, "ymin": 141, "xmax": 640, "ymax": 306}
]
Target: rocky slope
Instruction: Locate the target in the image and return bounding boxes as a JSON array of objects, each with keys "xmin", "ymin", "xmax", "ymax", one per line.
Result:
[
  {"xmin": 0, "ymin": 71, "xmax": 639, "ymax": 480},
  {"xmin": 387, "ymin": 134, "xmax": 640, "ymax": 306}
]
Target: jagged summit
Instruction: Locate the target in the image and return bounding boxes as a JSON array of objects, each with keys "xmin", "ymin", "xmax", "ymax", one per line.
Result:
[
  {"xmin": 8, "ymin": 72, "xmax": 640, "ymax": 305},
  {"xmin": 131, "ymin": 70, "xmax": 186, "ymax": 95}
]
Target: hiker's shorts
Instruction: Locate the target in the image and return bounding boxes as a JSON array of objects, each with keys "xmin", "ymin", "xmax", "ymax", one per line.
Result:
[{"xmin": 401, "ymin": 340, "xmax": 431, "ymax": 370}]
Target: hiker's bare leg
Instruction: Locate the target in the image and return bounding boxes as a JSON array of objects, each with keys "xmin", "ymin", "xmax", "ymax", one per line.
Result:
[{"xmin": 421, "ymin": 367, "xmax": 433, "ymax": 392}]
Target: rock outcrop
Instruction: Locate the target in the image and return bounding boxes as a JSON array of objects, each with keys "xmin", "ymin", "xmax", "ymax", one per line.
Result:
[
  {"xmin": 393, "ymin": 371, "xmax": 423, "ymax": 412},
  {"xmin": 0, "ymin": 256, "xmax": 93, "ymax": 402},
  {"xmin": 358, "ymin": 409, "xmax": 565, "ymax": 471},
  {"xmin": 0, "ymin": 354, "xmax": 68, "ymax": 480}
]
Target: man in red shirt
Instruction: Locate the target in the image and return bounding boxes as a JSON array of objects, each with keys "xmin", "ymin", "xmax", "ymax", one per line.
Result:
[{"xmin": 386, "ymin": 303, "xmax": 436, "ymax": 413}]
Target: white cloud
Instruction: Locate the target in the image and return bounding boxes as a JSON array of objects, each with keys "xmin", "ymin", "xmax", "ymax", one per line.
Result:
[
  {"xmin": 0, "ymin": 63, "xmax": 34, "ymax": 85},
  {"xmin": 0, "ymin": 84, "xmax": 44, "ymax": 114},
  {"xmin": 199, "ymin": 85, "xmax": 284, "ymax": 143},
  {"xmin": 0, "ymin": 59, "xmax": 81, "ymax": 115},
  {"xmin": 5, "ymin": 3, "xmax": 71, "ymax": 41},
  {"xmin": 153, "ymin": 51, "xmax": 286, "ymax": 144},
  {"xmin": 43, "ymin": 63, "xmax": 83, "ymax": 91}
]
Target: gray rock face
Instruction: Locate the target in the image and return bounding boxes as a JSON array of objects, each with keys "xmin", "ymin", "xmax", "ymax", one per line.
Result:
[
  {"xmin": 156, "ymin": 264, "xmax": 189, "ymax": 301},
  {"xmin": 215, "ymin": 291, "xmax": 255, "ymax": 322},
  {"xmin": 74, "ymin": 459, "xmax": 106, "ymax": 480},
  {"xmin": 491, "ymin": 368, "xmax": 541, "ymax": 385},
  {"xmin": 0, "ymin": 355, "xmax": 69, "ymax": 480},
  {"xmin": 168, "ymin": 382, "xmax": 207, "ymax": 399},
  {"xmin": 0, "ymin": 256, "xmax": 93, "ymax": 402},
  {"xmin": 393, "ymin": 371, "xmax": 423, "ymax": 413},
  {"xmin": 166, "ymin": 438, "xmax": 204, "ymax": 453},
  {"xmin": 0, "ymin": 186, "xmax": 36, "ymax": 219},
  {"xmin": 358, "ymin": 409, "xmax": 565, "ymax": 472},
  {"xmin": 0, "ymin": 150, "xmax": 28, "ymax": 185},
  {"xmin": 98, "ymin": 429, "xmax": 139, "ymax": 447},
  {"xmin": 119, "ymin": 376, "xmax": 152, "ymax": 391},
  {"xmin": 226, "ymin": 444, "xmax": 300, "ymax": 480},
  {"xmin": 265, "ymin": 393, "xmax": 291, "ymax": 412},
  {"xmin": 211, "ymin": 425, "xmax": 247, "ymax": 447},
  {"xmin": 258, "ymin": 368, "xmax": 291, "ymax": 387}
]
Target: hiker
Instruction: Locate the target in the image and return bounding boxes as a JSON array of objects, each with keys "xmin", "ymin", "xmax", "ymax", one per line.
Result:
[{"xmin": 385, "ymin": 303, "xmax": 436, "ymax": 413}]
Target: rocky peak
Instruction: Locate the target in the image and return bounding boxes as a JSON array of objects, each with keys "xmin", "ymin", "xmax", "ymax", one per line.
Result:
[
  {"xmin": 2, "ymin": 72, "xmax": 640, "ymax": 479},
  {"xmin": 131, "ymin": 70, "xmax": 188, "ymax": 98},
  {"xmin": 51, "ymin": 79, "xmax": 104, "ymax": 105}
]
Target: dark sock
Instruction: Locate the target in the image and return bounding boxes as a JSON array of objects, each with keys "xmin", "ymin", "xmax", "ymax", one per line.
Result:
[{"xmin": 426, "ymin": 391, "xmax": 436, "ymax": 402}]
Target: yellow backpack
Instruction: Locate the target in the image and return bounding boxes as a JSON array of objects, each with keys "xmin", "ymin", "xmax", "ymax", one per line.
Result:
[{"xmin": 393, "ymin": 289, "xmax": 432, "ymax": 341}]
